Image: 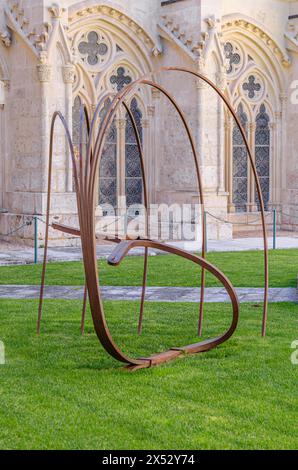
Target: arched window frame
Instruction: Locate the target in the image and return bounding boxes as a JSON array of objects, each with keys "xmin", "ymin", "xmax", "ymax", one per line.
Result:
[
  {"xmin": 222, "ymin": 31, "xmax": 280, "ymax": 214},
  {"xmin": 226, "ymin": 101, "xmax": 273, "ymax": 214},
  {"xmin": 72, "ymin": 94, "xmax": 147, "ymax": 214}
]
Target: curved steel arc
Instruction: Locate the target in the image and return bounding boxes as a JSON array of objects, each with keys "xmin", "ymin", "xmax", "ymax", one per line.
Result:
[
  {"xmin": 164, "ymin": 67, "xmax": 269, "ymax": 336},
  {"xmin": 108, "ymin": 240, "xmax": 239, "ymax": 360},
  {"xmin": 38, "ymin": 66, "xmax": 264, "ymax": 369},
  {"xmin": 122, "ymin": 102, "xmax": 149, "ymax": 335},
  {"xmin": 87, "ymin": 80, "xmax": 207, "ymax": 338},
  {"xmin": 81, "ymin": 98, "xmax": 151, "ymax": 335},
  {"xmin": 91, "ymin": 66, "xmax": 268, "ymax": 336},
  {"xmin": 37, "ymin": 112, "xmax": 79, "ymax": 334}
]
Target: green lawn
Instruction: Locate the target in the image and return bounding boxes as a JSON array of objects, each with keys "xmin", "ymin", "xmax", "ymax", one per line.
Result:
[
  {"xmin": 0, "ymin": 249, "xmax": 297, "ymax": 287},
  {"xmin": 0, "ymin": 299, "xmax": 297, "ymax": 450}
]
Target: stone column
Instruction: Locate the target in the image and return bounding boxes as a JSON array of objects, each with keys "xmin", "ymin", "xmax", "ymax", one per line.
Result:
[
  {"xmin": 0, "ymin": 80, "xmax": 6, "ymax": 209},
  {"xmin": 151, "ymin": 88, "xmax": 161, "ymax": 204},
  {"xmin": 274, "ymin": 110, "xmax": 283, "ymax": 205},
  {"xmin": 195, "ymin": 57, "xmax": 206, "ymax": 175},
  {"xmin": 279, "ymin": 94, "xmax": 288, "ymax": 196},
  {"xmin": 216, "ymin": 69, "xmax": 227, "ymax": 195},
  {"xmin": 62, "ymin": 63, "xmax": 76, "ymax": 192},
  {"xmin": 37, "ymin": 53, "xmax": 52, "ymax": 209},
  {"xmin": 269, "ymin": 121, "xmax": 277, "ymax": 207},
  {"xmin": 115, "ymin": 118, "xmax": 126, "ymax": 206},
  {"xmin": 146, "ymin": 105, "xmax": 155, "ymax": 204}
]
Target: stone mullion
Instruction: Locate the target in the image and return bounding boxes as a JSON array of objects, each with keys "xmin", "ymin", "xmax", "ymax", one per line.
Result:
[
  {"xmin": 195, "ymin": 58, "xmax": 206, "ymax": 198},
  {"xmin": 116, "ymin": 118, "xmax": 126, "ymax": 214},
  {"xmin": 151, "ymin": 89, "xmax": 161, "ymax": 204},
  {"xmin": 248, "ymin": 122, "xmax": 257, "ymax": 212},
  {"xmin": 269, "ymin": 121, "xmax": 277, "ymax": 208},
  {"xmin": 279, "ymin": 94, "xmax": 288, "ymax": 206},
  {"xmin": 217, "ymin": 70, "xmax": 227, "ymax": 195},
  {"xmin": 274, "ymin": 111, "xmax": 283, "ymax": 207},
  {"xmin": 0, "ymin": 101, "xmax": 4, "ymax": 208},
  {"xmin": 63, "ymin": 64, "xmax": 76, "ymax": 193},
  {"xmin": 225, "ymin": 116, "xmax": 234, "ymax": 212},
  {"xmin": 146, "ymin": 105, "xmax": 156, "ymax": 205},
  {"xmin": 141, "ymin": 117, "xmax": 150, "ymax": 209}
]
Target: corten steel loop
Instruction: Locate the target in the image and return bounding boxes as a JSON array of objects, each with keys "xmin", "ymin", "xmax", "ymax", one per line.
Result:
[
  {"xmin": 94, "ymin": 67, "xmax": 268, "ymax": 337},
  {"xmin": 90, "ymin": 80, "xmax": 207, "ymax": 337},
  {"xmin": 37, "ymin": 97, "xmax": 151, "ymax": 337},
  {"xmin": 108, "ymin": 240, "xmax": 239, "ymax": 370},
  {"xmin": 37, "ymin": 112, "xmax": 78, "ymax": 335},
  {"xmin": 37, "ymin": 66, "xmax": 267, "ymax": 370}
]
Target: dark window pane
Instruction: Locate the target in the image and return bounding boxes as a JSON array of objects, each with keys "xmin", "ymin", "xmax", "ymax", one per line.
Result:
[
  {"xmin": 232, "ymin": 103, "xmax": 248, "ymax": 212},
  {"xmin": 255, "ymin": 105, "xmax": 270, "ymax": 210},
  {"xmin": 125, "ymin": 99, "xmax": 143, "ymax": 207}
]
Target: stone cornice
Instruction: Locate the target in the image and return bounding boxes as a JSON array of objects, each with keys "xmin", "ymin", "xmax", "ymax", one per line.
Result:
[
  {"xmin": 222, "ymin": 15, "xmax": 291, "ymax": 68},
  {"xmin": 68, "ymin": 4, "xmax": 162, "ymax": 57}
]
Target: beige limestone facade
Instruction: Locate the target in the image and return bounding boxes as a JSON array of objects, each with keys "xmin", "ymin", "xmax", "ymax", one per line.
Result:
[{"xmin": 0, "ymin": 0, "xmax": 298, "ymax": 245}]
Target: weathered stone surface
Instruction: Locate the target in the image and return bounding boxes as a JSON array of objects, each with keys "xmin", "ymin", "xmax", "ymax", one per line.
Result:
[{"xmin": 0, "ymin": 0, "xmax": 297, "ymax": 246}]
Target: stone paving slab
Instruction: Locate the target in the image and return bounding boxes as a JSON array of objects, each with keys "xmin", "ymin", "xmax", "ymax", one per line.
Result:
[
  {"xmin": 1, "ymin": 236, "xmax": 298, "ymax": 266},
  {"xmin": 0, "ymin": 285, "xmax": 296, "ymax": 303}
]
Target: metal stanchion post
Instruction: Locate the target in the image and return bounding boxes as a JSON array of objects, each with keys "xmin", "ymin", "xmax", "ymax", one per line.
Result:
[
  {"xmin": 273, "ymin": 209, "xmax": 277, "ymax": 250},
  {"xmin": 204, "ymin": 211, "xmax": 208, "ymax": 254},
  {"xmin": 34, "ymin": 216, "xmax": 38, "ymax": 264}
]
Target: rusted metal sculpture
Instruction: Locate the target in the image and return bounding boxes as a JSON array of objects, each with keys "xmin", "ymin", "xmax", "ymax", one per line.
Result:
[{"xmin": 37, "ymin": 67, "xmax": 269, "ymax": 370}]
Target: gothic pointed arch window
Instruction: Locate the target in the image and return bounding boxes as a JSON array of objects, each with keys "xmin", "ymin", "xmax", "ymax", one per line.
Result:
[
  {"xmin": 99, "ymin": 98, "xmax": 118, "ymax": 209},
  {"xmin": 255, "ymin": 104, "xmax": 270, "ymax": 211},
  {"xmin": 232, "ymin": 103, "xmax": 248, "ymax": 213},
  {"xmin": 125, "ymin": 98, "xmax": 143, "ymax": 207},
  {"xmin": 72, "ymin": 96, "xmax": 89, "ymax": 189}
]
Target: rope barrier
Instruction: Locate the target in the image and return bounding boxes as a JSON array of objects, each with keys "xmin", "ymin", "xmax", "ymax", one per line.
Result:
[
  {"xmin": 205, "ymin": 211, "xmax": 273, "ymax": 226},
  {"xmin": 279, "ymin": 210, "xmax": 298, "ymax": 222},
  {"xmin": 0, "ymin": 220, "xmax": 32, "ymax": 238},
  {"xmin": 0, "ymin": 208, "xmax": 297, "ymax": 264}
]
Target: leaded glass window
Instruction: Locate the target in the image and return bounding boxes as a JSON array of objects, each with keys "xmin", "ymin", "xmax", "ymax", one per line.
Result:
[
  {"xmin": 72, "ymin": 96, "xmax": 88, "ymax": 189},
  {"xmin": 224, "ymin": 42, "xmax": 241, "ymax": 75},
  {"xmin": 110, "ymin": 67, "xmax": 132, "ymax": 92},
  {"xmin": 255, "ymin": 104, "xmax": 270, "ymax": 211},
  {"xmin": 242, "ymin": 75, "xmax": 262, "ymax": 100},
  {"xmin": 99, "ymin": 99, "xmax": 117, "ymax": 209},
  {"xmin": 233, "ymin": 103, "xmax": 248, "ymax": 213},
  {"xmin": 125, "ymin": 98, "xmax": 143, "ymax": 207},
  {"xmin": 78, "ymin": 31, "xmax": 109, "ymax": 66}
]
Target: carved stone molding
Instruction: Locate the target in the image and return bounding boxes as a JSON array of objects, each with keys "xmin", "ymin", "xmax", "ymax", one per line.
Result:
[
  {"xmin": 48, "ymin": 3, "xmax": 66, "ymax": 20},
  {"xmin": 275, "ymin": 111, "xmax": 282, "ymax": 120},
  {"xmin": 216, "ymin": 71, "xmax": 227, "ymax": 91},
  {"xmin": 195, "ymin": 56, "xmax": 206, "ymax": 73},
  {"xmin": 279, "ymin": 93, "xmax": 288, "ymax": 103},
  {"xmin": 37, "ymin": 63, "xmax": 52, "ymax": 82},
  {"xmin": 147, "ymin": 106, "xmax": 155, "ymax": 117},
  {"xmin": 0, "ymin": 27, "xmax": 11, "ymax": 47},
  {"xmin": 222, "ymin": 17, "xmax": 291, "ymax": 68},
  {"xmin": 69, "ymin": 5, "xmax": 162, "ymax": 56},
  {"xmin": 62, "ymin": 63, "xmax": 76, "ymax": 84},
  {"xmin": 151, "ymin": 89, "xmax": 161, "ymax": 100},
  {"xmin": 141, "ymin": 118, "xmax": 149, "ymax": 129},
  {"xmin": 37, "ymin": 53, "xmax": 52, "ymax": 83},
  {"xmin": 115, "ymin": 118, "xmax": 126, "ymax": 130},
  {"xmin": 160, "ymin": 14, "xmax": 206, "ymax": 59}
]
